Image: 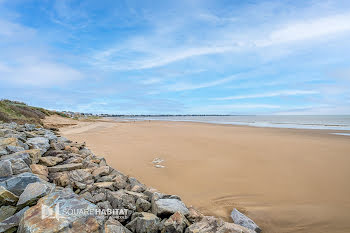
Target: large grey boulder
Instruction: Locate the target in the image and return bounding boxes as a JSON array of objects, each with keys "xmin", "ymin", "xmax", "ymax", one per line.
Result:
[
  {"xmin": 185, "ymin": 216, "xmax": 255, "ymax": 233},
  {"xmin": 0, "ymin": 151, "xmax": 31, "ymax": 165},
  {"xmin": 26, "ymin": 137, "xmax": 50, "ymax": 155},
  {"xmin": 68, "ymin": 168, "xmax": 93, "ymax": 184},
  {"xmin": 0, "ymin": 160, "xmax": 13, "ymax": 178},
  {"xmin": 0, "ymin": 206, "xmax": 29, "ymax": 233},
  {"xmin": 6, "ymin": 145, "xmax": 25, "ymax": 153},
  {"xmin": 9, "ymin": 158, "xmax": 31, "ymax": 175},
  {"xmin": 17, "ymin": 182, "xmax": 54, "ymax": 208},
  {"xmin": 126, "ymin": 212, "xmax": 161, "ymax": 233},
  {"xmin": 107, "ymin": 189, "xmax": 137, "ymax": 212},
  {"xmin": 231, "ymin": 209, "xmax": 261, "ymax": 233},
  {"xmin": 152, "ymin": 197, "xmax": 189, "ymax": 218},
  {"xmin": 0, "ymin": 172, "xmax": 45, "ymax": 196},
  {"xmin": 18, "ymin": 188, "xmax": 102, "ymax": 233}
]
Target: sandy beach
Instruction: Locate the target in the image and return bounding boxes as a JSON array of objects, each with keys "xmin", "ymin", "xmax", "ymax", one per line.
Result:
[{"xmin": 46, "ymin": 116, "xmax": 350, "ymax": 233}]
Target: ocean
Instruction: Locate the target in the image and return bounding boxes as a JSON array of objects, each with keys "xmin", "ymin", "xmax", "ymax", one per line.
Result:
[{"xmin": 112, "ymin": 115, "xmax": 350, "ymax": 132}]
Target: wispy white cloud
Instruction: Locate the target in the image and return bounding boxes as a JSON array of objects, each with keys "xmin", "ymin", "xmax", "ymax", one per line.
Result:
[
  {"xmin": 212, "ymin": 90, "xmax": 319, "ymax": 100},
  {"xmin": 140, "ymin": 78, "xmax": 163, "ymax": 85},
  {"xmin": 165, "ymin": 75, "xmax": 237, "ymax": 92},
  {"xmin": 0, "ymin": 16, "xmax": 83, "ymax": 87},
  {"xmin": 0, "ymin": 61, "xmax": 83, "ymax": 86},
  {"xmin": 259, "ymin": 12, "xmax": 350, "ymax": 46},
  {"xmin": 190, "ymin": 104, "xmax": 281, "ymax": 114},
  {"xmin": 90, "ymin": 9, "xmax": 350, "ymax": 71}
]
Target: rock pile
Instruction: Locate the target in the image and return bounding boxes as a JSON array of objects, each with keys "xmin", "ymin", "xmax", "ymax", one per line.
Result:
[{"xmin": 0, "ymin": 122, "xmax": 260, "ymax": 233}]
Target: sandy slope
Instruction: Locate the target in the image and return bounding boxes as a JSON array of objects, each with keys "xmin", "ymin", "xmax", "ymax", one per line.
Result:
[{"xmin": 48, "ymin": 116, "xmax": 350, "ymax": 233}]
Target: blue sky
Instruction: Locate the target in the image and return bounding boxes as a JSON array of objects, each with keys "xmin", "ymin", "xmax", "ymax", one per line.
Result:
[{"xmin": 0, "ymin": 0, "xmax": 350, "ymax": 114}]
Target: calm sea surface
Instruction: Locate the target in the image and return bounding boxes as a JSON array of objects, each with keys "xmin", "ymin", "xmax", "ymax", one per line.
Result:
[{"xmin": 112, "ymin": 115, "xmax": 350, "ymax": 132}]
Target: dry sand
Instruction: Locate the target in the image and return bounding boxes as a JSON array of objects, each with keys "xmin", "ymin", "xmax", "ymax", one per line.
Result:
[{"xmin": 46, "ymin": 116, "xmax": 350, "ymax": 233}]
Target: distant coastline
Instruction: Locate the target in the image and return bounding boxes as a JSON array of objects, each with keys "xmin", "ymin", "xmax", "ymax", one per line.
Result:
[{"xmin": 110, "ymin": 115, "xmax": 350, "ymax": 132}]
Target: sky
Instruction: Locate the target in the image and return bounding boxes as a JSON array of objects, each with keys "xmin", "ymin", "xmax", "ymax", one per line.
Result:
[{"xmin": 0, "ymin": 0, "xmax": 350, "ymax": 115}]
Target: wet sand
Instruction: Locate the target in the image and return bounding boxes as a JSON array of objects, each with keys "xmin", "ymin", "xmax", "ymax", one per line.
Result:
[{"xmin": 51, "ymin": 117, "xmax": 350, "ymax": 233}]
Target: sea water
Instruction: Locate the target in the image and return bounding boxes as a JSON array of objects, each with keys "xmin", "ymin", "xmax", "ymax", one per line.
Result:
[{"xmin": 113, "ymin": 115, "xmax": 350, "ymax": 132}]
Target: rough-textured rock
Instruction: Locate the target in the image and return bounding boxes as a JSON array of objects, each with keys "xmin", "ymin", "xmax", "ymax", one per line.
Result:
[
  {"xmin": 187, "ymin": 206, "xmax": 204, "ymax": 223},
  {"xmin": 62, "ymin": 156, "xmax": 83, "ymax": 164},
  {"xmin": 23, "ymin": 149, "xmax": 41, "ymax": 164},
  {"xmin": 64, "ymin": 145, "xmax": 80, "ymax": 154},
  {"xmin": 126, "ymin": 212, "xmax": 161, "ymax": 233},
  {"xmin": 50, "ymin": 141, "xmax": 65, "ymax": 151},
  {"xmin": 97, "ymin": 200, "xmax": 112, "ymax": 210},
  {"xmin": 44, "ymin": 150, "xmax": 64, "ymax": 157},
  {"xmin": 26, "ymin": 137, "xmax": 50, "ymax": 155},
  {"xmin": 185, "ymin": 216, "xmax": 254, "ymax": 233},
  {"xmin": 0, "ymin": 151, "xmax": 31, "ymax": 165},
  {"xmin": 127, "ymin": 177, "xmax": 146, "ymax": 193},
  {"xmin": 24, "ymin": 124, "xmax": 36, "ymax": 131},
  {"xmin": 105, "ymin": 218, "xmax": 132, "ymax": 233},
  {"xmin": 152, "ymin": 197, "xmax": 189, "ymax": 218},
  {"xmin": 107, "ymin": 189, "xmax": 137, "ymax": 212},
  {"xmin": 97, "ymin": 174, "xmax": 115, "ymax": 183},
  {"xmin": 9, "ymin": 158, "xmax": 31, "ymax": 175},
  {"xmin": 68, "ymin": 168, "xmax": 93, "ymax": 183},
  {"xmin": 0, "ymin": 137, "xmax": 22, "ymax": 147},
  {"xmin": 56, "ymin": 136, "xmax": 71, "ymax": 143},
  {"xmin": 0, "ymin": 160, "xmax": 13, "ymax": 177},
  {"xmin": 30, "ymin": 164, "xmax": 48, "ymax": 178},
  {"xmin": 112, "ymin": 173, "xmax": 128, "ymax": 190},
  {"xmin": 136, "ymin": 198, "xmax": 151, "ymax": 212},
  {"xmin": 18, "ymin": 188, "xmax": 101, "ymax": 233},
  {"xmin": 161, "ymin": 211, "xmax": 190, "ymax": 233},
  {"xmin": 231, "ymin": 209, "xmax": 261, "ymax": 233},
  {"xmin": 0, "ymin": 186, "xmax": 19, "ymax": 205},
  {"xmin": 17, "ymin": 182, "xmax": 54, "ymax": 208},
  {"xmin": 47, "ymin": 163, "xmax": 83, "ymax": 173},
  {"xmin": 0, "ymin": 206, "xmax": 29, "ymax": 233},
  {"xmin": 0, "ymin": 205, "xmax": 17, "ymax": 222},
  {"xmin": 94, "ymin": 182, "xmax": 115, "ymax": 190},
  {"xmin": 39, "ymin": 156, "xmax": 63, "ymax": 166},
  {"xmin": 50, "ymin": 172, "xmax": 70, "ymax": 187},
  {"xmin": 124, "ymin": 190, "xmax": 149, "ymax": 201},
  {"xmin": 6, "ymin": 145, "xmax": 25, "ymax": 153},
  {"xmin": 0, "ymin": 146, "xmax": 8, "ymax": 156},
  {"xmin": 92, "ymin": 166, "xmax": 110, "ymax": 178},
  {"xmin": 0, "ymin": 172, "xmax": 44, "ymax": 196},
  {"xmin": 94, "ymin": 192, "xmax": 106, "ymax": 202},
  {"xmin": 80, "ymin": 191, "xmax": 96, "ymax": 203}
]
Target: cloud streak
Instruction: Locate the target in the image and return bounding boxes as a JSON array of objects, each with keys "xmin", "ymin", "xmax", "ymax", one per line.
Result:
[{"xmin": 212, "ymin": 90, "xmax": 319, "ymax": 100}]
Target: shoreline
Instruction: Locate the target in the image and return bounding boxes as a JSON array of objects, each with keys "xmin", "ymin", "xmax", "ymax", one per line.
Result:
[
  {"xmin": 107, "ymin": 115, "xmax": 350, "ymax": 131},
  {"xmin": 110, "ymin": 118, "xmax": 350, "ymax": 137},
  {"xmin": 50, "ymin": 116, "xmax": 350, "ymax": 233}
]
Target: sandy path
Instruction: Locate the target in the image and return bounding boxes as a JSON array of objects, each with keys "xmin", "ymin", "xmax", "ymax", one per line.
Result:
[{"xmin": 54, "ymin": 117, "xmax": 350, "ymax": 233}]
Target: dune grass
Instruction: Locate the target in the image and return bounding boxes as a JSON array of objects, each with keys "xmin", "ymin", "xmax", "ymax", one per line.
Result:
[{"xmin": 0, "ymin": 99, "xmax": 68, "ymax": 124}]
